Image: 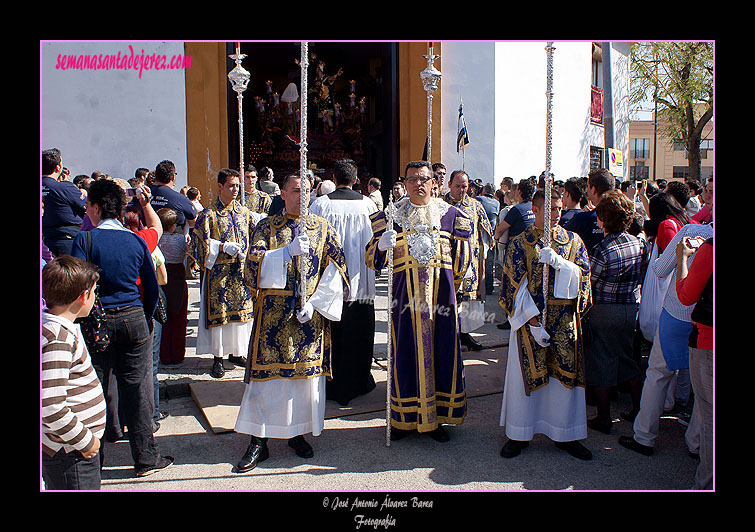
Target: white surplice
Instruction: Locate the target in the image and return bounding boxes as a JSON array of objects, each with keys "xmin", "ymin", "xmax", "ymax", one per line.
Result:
[
  {"xmin": 234, "ymin": 250, "xmax": 344, "ymax": 439},
  {"xmin": 309, "ymin": 194, "xmax": 377, "ymax": 302},
  {"xmin": 499, "ymin": 264, "xmax": 587, "ymax": 442}
]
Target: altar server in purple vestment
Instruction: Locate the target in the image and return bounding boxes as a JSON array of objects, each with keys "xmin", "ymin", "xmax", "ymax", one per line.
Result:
[{"xmin": 366, "ymin": 161, "xmax": 472, "ymax": 443}]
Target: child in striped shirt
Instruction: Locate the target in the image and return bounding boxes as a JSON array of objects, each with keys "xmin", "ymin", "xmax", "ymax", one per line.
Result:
[{"xmin": 42, "ymin": 256, "xmax": 107, "ymax": 490}]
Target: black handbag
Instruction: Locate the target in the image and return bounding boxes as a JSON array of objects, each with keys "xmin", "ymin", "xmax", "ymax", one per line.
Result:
[
  {"xmin": 75, "ymin": 231, "xmax": 111, "ymax": 353},
  {"xmin": 154, "ymin": 286, "xmax": 168, "ymax": 324}
]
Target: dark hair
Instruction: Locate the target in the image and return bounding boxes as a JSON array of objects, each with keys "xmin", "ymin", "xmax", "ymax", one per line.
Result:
[
  {"xmin": 369, "ymin": 177, "xmax": 382, "ymax": 189},
  {"xmin": 532, "ymin": 188, "xmax": 562, "ymax": 209},
  {"xmin": 42, "ymin": 255, "xmax": 99, "ymax": 308},
  {"xmin": 123, "ymin": 208, "xmax": 143, "ymax": 232},
  {"xmin": 482, "ymin": 183, "xmax": 496, "ymax": 196},
  {"xmin": 218, "ymin": 167, "xmax": 240, "ymax": 185},
  {"xmin": 665, "ymin": 180, "xmax": 691, "ymax": 209},
  {"xmin": 87, "ymin": 178, "xmax": 126, "ymax": 220},
  {"xmin": 517, "ymin": 178, "xmax": 535, "ymax": 202},
  {"xmin": 404, "ymin": 160, "xmax": 432, "ymax": 177},
  {"xmin": 91, "ymin": 170, "xmax": 106, "ymax": 180},
  {"xmin": 157, "ymin": 207, "xmax": 179, "ymax": 231},
  {"xmin": 686, "ymin": 179, "xmax": 703, "ymax": 196},
  {"xmin": 246, "ymin": 164, "xmax": 257, "ymax": 173},
  {"xmin": 595, "ymin": 190, "xmax": 634, "ymax": 234},
  {"xmin": 42, "ymin": 148, "xmax": 61, "ymax": 176},
  {"xmin": 135, "ymin": 167, "xmax": 150, "ymax": 179},
  {"xmin": 432, "ymin": 162, "xmax": 446, "ymax": 172},
  {"xmin": 587, "ymin": 168, "xmax": 615, "ymax": 197},
  {"xmin": 563, "ymin": 177, "xmax": 584, "ymax": 204},
  {"xmin": 645, "ymin": 192, "xmax": 689, "ymax": 239},
  {"xmin": 259, "ymin": 167, "xmax": 273, "ymax": 180},
  {"xmin": 186, "ymin": 186, "xmax": 200, "ymax": 201},
  {"xmin": 155, "ymin": 160, "xmax": 177, "ymax": 184},
  {"xmin": 333, "ymin": 159, "xmax": 358, "ymax": 187},
  {"xmin": 449, "ymin": 170, "xmax": 469, "ymax": 185}
]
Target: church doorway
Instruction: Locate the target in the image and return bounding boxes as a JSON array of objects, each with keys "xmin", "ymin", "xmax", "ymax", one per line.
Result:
[{"xmin": 226, "ymin": 42, "xmax": 399, "ymax": 194}]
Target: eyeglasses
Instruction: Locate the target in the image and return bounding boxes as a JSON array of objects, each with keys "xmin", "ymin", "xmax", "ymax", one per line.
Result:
[{"xmin": 405, "ymin": 176, "xmax": 433, "ymax": 185}]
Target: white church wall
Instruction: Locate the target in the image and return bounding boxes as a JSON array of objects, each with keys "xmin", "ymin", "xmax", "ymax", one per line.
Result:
[{"xmin": 41, "ymin": 42, "xmax": 189, "ymax": 188}]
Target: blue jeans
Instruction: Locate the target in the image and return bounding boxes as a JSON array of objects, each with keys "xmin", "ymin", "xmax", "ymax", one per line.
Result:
[
  {"xmin": 152, "ymin": 318, "xmax": 162, "ymax": 423},
  {"xmin": 42, "ymin": 449, "xmax": 101, "ymax": 490},
  {"xmin": 92, "ymin": 305, "xmax": 160, "ymax": 469}
]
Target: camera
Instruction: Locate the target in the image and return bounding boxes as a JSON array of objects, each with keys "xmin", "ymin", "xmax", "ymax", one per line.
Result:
[{"xmin": 127, "ymin": 187, "xmax": 142, "ymax": 197}]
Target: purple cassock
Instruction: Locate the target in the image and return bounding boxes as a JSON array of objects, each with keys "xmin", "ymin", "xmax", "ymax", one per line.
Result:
[{"xmin": 366, "ymin": 197, "xmax": 472, "ymax": 433}]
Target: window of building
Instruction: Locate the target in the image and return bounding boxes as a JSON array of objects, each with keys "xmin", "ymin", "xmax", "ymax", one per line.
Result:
[
  {"xmin": 631, "ymin": 161, "xmax": 649, "ymax": 180},
  {"xmin": 673, "ymin": 166, "xmax": 690, "ymax": 180},
  {"xmin": 631, "ymin": 138, "xmax": 650, "ymax": 159},
  {"xmin": 590, "ymin": 146, "xmax": 604, "ymax": 170}
]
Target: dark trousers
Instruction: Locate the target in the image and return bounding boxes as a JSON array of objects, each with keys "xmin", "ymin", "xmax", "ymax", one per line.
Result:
[
  {"xmin": 92, "ymin": 305, "xmax": 160, "ymax": 468},
  {"xmin": 160, "ymin": 263, "xmax": 188, "ymax": 364},
  {"xmin": 326, "ymin": 301, "xmax": 376, "ymax": 406},
  {"xmin": 42, "ymin": 449, "xmax": 101, "ymax": 490}
]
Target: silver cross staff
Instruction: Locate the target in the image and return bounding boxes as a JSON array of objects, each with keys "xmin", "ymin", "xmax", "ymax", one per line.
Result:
[
  {"xmin": 385, "ymin": 192, "xmax": 395, "ymax": 447},
  {"xmin": 542, "ymin": 42, "xmax": 555, "ymax": 326},
  {"xmin": 228, "ymin": 43, "xmax": 251, "ymax": 202}
]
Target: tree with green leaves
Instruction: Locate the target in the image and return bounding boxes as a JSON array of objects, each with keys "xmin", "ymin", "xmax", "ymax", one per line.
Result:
[{"xmin": 630, "ymin": 42, "xmax": 713, "ymax": 184}]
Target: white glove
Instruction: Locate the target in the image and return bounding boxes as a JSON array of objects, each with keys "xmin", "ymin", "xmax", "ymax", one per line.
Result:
[
  {"xmin": 378, "ymin": 229, "xmax": 397, "ymax": 251},
  {"xmin": 223, "ymin": 242, "xmax": 242, "ymax": 257},
  {"xmin": 539, "ymin": 247, "xmax": 566, "ymax": 270},
  {"xmin": 528, "ymin": 323, "xmax": 551, "ymax": 347},
  {"xmin": 296, "ymin": 301, "xmax": 314, "ymax": 323},
  {"xmin": 287, "ymin": 232, "xmax": 310, "ymax": 257}
]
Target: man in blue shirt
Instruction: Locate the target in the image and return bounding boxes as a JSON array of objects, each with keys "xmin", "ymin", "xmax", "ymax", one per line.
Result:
[
  {"xmin": 496, "ymin": 178, "xmax": 535, "ymax": 241},
  {"xmin": 149, "ymin": 160, "xmax": 197, "ymax": 243},
  {"xmin": 563, "ymin": 168, "xmax": 614, "ymax": 256},
  {"xmin": 42, "ymin": 148, "xmax": 86, "ymax": 257}
]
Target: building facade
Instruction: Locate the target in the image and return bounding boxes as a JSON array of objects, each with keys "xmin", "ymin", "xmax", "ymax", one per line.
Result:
[
  {"xmin": 41, "ymin": 41, "xmax": 632, "ymax": 204},
  {"xmin": 629, "ymin": 112, "xmax": 714, "ymax": 184}
]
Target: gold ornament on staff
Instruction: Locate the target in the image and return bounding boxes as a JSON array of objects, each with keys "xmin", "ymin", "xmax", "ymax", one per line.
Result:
[
  {"xmin": 385, "ymin": 191, "xmax": 395, "ymax": 447},
  {"xmin": 298, "ymin": 41, "xmax": 310, "ymax": 309},
  {"xmin": 228, "ymin": 42, "xmax": 250, "ymax": 201},
  {"xmin": 542, "ymin": 42, "xmax": 555, "ymax": 325}
]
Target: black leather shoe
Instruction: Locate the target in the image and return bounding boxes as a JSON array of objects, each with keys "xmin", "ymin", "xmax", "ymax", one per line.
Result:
[
  {"xmin": 618, "ymin": 435, "xmax": 654, "ymax": 456},
  {"xmin": 496, "ymin": 321, "xmax": 511, "ymax": 330},
  {"xmin": 461, "ymin": 333, "xmax": 483, "ymax": 351},
  {"xmin": 211, "ymin": 357, "xmax": 225, "ymax": 378},
  {"xmin": 288, "ymin": 435, "xmax": 314, "ymax": 458},
  {"xmin": 228, "ymin": 354, "xmax": 247, "ymax": 366},
  {"xmin": 428, "ymin": 426, "xmax": 450, "ymax": 442},
  {"xmin": 587, "ymin": 416, "xmax": 613, "ymax": 435},
  {"xmin": 555, "ymin": 440, "xmax": 593, "ymax": 460},
  {"xmin": 620, "ymin": 410, "xmax": 639, "ymax": 423},
  {"xmin": 236, "ymin": 437, "xmax": 269, "ymax": 473},
  {"xmin": 500, "ymin": 439, "xmax": 529, "ymax": 458}
]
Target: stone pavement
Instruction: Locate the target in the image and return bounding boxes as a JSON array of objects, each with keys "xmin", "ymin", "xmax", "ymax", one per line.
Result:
[{"xmin": 96, "ymin": 274, "xmax": 702, "ymax": 495}]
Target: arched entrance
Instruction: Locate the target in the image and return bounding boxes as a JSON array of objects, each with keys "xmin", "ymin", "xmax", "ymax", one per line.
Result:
[{"xmin": 225, "ymin": 42, "xmax": 399, "ymax": 194}]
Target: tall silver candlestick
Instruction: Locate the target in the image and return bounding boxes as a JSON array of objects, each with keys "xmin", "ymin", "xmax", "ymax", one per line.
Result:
[
  {"xmin": 420, "ymin": 45, "xmax": 441, "ymax": 165},
  {"xmin": 542, "ymin": 42, "xmax": 555, "ymax": 326},
  {"xmin": 298, "ymin": 42, "xmax": 310, "ymax": 309},
  {"xmin": 228, "ymin": 44, "xmax": 251, "ymax": 202}
]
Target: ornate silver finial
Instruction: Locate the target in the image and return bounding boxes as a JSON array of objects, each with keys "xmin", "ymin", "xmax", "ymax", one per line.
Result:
[
  {"xmin": 228, "ymin": 45, "xmax": 251, "ymax": 200},
  {"xmin": 420, "ymin": 46, "xmax": 441, "ymax": 166}
]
